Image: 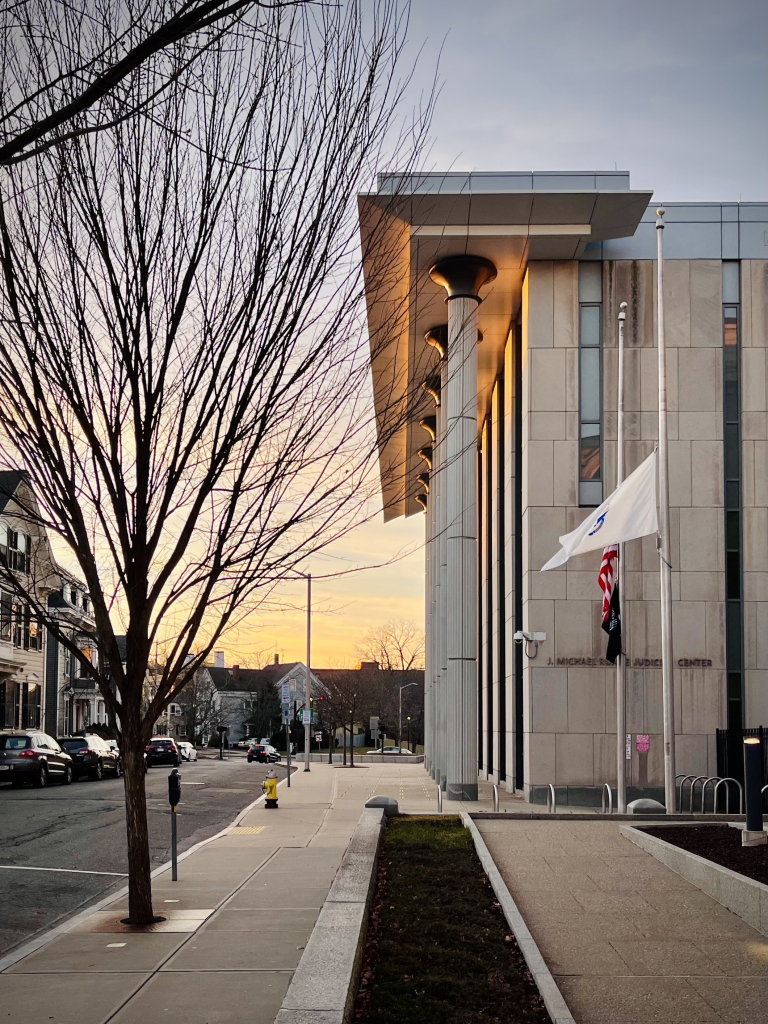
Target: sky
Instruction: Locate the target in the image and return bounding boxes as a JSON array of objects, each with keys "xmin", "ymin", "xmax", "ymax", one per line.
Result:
[{"xmin": 224, "ymin": 0, "xmax": 767, "ymax": 669}]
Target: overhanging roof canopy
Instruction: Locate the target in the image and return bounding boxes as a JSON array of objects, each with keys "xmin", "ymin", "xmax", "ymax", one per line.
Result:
[{"xmin": 358, "ymin": 172, "xmax": 653, "ymax": 520}]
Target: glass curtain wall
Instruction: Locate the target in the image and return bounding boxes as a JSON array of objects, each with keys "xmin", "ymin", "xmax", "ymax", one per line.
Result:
[{"xmin": 578, "ymin": 263, "xmax": 603, "ymax": 506}]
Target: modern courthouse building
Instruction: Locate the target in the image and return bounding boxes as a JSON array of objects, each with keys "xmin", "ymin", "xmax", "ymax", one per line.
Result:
[{"xmin": 358, "ymin": 171, "xmax": 768, "ymax": 804}]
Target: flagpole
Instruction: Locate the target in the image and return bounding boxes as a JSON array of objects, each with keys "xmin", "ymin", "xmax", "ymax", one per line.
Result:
[
  {"xmin": 616, "ymin": 301, "xmax": 627, "ymax": 814},
  {"xmin": 656, "ymin": 208, "xmax": 676, "ymax": 812}
]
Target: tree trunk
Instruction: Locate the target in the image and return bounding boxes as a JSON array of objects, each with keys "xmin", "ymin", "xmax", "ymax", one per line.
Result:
[
  {"xmin": 342, "ymin": 725, "xmax": 347, "ymax": 765},
  {"xmin": 122, "ymin": 732, "xmax": 155, "ymax": 925},
  {"xmin": 349, "ymin": 711, "xmax": 355, "ymax": 768},
  {"xmin": 328, "ymin": 722, "xmax": 335, "ymax": 764}
]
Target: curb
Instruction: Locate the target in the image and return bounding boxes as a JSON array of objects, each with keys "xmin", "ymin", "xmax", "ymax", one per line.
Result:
[
  {"xmin": 275, "ymin": 806, "xmax": 385, "ymax": 1024},
  {"xmin": 461, "ymin": 812, "xmax": 576, "ymax": 1024},
  {"xmin": 0, "ymin": 769, "xmax": 291, "ymax": 973},
  {"xmin": 620, "ymin": 823, "xmax": 768, "ymax": 937}
]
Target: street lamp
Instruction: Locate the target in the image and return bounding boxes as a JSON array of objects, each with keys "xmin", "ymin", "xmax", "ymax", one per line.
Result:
[{"xmin": 398, "ymin": 681, "xmax": 417, "ymax": 752}]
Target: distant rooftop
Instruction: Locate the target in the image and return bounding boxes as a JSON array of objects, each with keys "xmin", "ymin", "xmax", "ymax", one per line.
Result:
[{"xmin": 376, "ymin": 170, "xmax": 632, "ymax": 194}]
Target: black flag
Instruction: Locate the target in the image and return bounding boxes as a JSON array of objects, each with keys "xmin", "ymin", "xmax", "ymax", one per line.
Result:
[{"xmin": 602, "ymin": 582, "xmax": 622, "ymax": 664}]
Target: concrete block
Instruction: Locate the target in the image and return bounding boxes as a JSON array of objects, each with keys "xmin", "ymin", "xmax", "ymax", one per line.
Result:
[
  {"xmin": 627, "ymin": 798, "xmax": 666, "ymax": 813},
  {"xmin": 363, "ymin": 797, "xmax": 397, "ymax": 816}
]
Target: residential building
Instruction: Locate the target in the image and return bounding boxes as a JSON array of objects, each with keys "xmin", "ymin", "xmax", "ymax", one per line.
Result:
[
  {"xmin": 0, "ymin": 471, "xmax": 57, "ymax": 731},
  {"xmin": 192, "ymin": 656, "xmax": 321, "ymax": 744},
  {"xmin": 359, "ymin": 171, "xmax": 768, "ymax": 803},
  {"xmin": 45, "ymin": 569, "xmax": 100, "ymax": 736}
]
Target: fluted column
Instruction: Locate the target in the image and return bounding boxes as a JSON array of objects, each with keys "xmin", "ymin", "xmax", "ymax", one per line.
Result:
[
  {"xmin": 429, "ymin": 255, "xmax": 496, "ymax": 801},
  {"xmin": 417, "ymin": 419, "xmax": 433, "ymax": 772},
  {"xmin": 424, "ymin": 327, "xmax": 447, "ymax": 787}
]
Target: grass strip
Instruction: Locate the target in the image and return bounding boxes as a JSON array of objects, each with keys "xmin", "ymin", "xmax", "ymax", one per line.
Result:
[{"xmin": 353, "ymin": 815, "xmax": 549, "ymax": 1024}]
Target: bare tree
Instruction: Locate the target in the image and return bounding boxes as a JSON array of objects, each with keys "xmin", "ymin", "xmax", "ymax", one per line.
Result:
[
  {"xmin": 319, "ymin": 667, "xmax": 379, "ymax": 768},
  {"xmin": 0, "ymin": 0, "xmax": 311, "ymax": 166},
  {"xmin": 357, "ymin": 617, "xmax": 425, "ymax": 672},
  {"xmin": 0, "ymin": 1, "xmax": 431, "ymax": 923}
]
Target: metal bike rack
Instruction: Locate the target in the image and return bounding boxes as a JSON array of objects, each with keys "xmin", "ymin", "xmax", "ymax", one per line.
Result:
[
  {"xmin": 546, "ymin": 784, "xmax": 557, "ymax": 814},
  {"xmin": 700, "ymin": 776, "xmax": 721, "ymax": 813},
  {"xmin": 492, "ymin": 783, "xmax": 499, "ymax": 813},
  {"xmin": 676, "ymin": 774, "xmax": 697, "ymax": 812},
  {"xmin": 687, "ymin": 776, "xmax": 709, "ymax": 813},
  {"xmin": 437, "ymin": 785, "xmax": 442, "ymax": 814},
  {"xmin": 601, "ymin": 783, "xmax": 613, "ymax": 815},
  {"xmin": 713, "ymin": 777, "xmax": 743, "ymax": 814}
]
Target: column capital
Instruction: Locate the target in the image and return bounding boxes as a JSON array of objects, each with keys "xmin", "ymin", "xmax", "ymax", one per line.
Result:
[
  {"xmin": 419, "ymin": 415, "xmax": 436, "ymax": 440},
  {"xmin": 421, "ymin": 374, "xmax": 441, "ymax": 406},
  {"xmin": 429, "ymin": 254, "xmax": 497, "ymax": 302},
  {"xmin": 425, "ymin": 324, "xmax": 448, "ymax": 357}
]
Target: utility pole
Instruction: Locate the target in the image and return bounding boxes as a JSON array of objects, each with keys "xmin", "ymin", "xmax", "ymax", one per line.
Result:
[
  {"xmin": 304, "ymin": 573, "xmax": 311, "ymax": 772},
  {"xmin": 616, "ymin": 300, "xmax": 627, "ymax": 814},
  {"xmin": 656, "ymin": 208, "xmax": 676, "ymax": 812}
]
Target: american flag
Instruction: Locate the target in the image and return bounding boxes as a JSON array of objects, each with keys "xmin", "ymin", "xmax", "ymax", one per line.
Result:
[{"xmin": 598, "ymin": 544, "xmax": 618, "ymax": 623}]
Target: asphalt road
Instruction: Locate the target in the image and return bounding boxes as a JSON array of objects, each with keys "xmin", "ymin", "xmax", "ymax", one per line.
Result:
[{"xmin": 0, "ymin": 753, "xmax": 285, "ymax": 956}]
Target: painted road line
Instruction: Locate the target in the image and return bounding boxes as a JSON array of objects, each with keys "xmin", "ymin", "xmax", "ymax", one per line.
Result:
[{"xmin": 0, "ymin": 865, "xmax": 128, "ymax": 877}]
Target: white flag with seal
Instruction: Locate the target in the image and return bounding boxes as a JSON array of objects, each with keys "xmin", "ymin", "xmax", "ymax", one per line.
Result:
[{"xmin": 541, "ymin": 450, "xmax": 659, "ymax": 571}]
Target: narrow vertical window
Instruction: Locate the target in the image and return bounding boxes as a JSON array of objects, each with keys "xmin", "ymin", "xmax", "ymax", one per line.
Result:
[
  {"xmin": 579, "ymin": 263, "xmax": 603, "ymax": 506},
  {"xmin": 722, "ymin": 262, "xmax": 742, "ymax": 731}
]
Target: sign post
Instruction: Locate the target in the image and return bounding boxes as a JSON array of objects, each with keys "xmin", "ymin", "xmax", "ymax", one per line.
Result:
[{"xmin": 284, "ymin": 706, "xmax": 291, "ymax": 787}]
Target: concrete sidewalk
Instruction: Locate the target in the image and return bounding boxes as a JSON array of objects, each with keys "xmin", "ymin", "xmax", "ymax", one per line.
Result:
[
  {"xmin": 0, "ymin": 765, "xmax": 356, "ymax": 1024},
  {"xmin": 477, "ymin": 817, "xmax": 768, "ymax": 1024},
  {"xmin": 3, "ymin": 760, "xmax": 499, "ymax": 1024}
]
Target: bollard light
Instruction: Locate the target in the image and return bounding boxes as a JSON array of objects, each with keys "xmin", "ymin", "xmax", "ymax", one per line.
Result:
[{"xmin": 742, "ymin": 738, "xmax": 767, "ymax": 847}]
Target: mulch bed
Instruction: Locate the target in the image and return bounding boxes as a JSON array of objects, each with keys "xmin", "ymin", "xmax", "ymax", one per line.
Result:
[
  {"xmin": 642, "ymin": 824, "xmax": 768, "ymax": 884},
  {"xmin": 352, "ymin": 816, "xmax": 549, "ymax": 1024}
]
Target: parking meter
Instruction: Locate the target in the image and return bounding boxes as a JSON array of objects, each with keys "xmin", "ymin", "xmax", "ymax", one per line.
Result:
[
  {"xmin": 168, "ymin": 768, "xmax": 181, "ymax": 810},
  {"xmin": 168, "ymin": 768, "xmax": 181, "ymax": 881}
]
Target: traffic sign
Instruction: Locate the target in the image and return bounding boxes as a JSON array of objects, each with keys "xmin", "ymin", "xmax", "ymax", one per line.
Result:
[
  {"xmin": 281, "ymin": 681, "xmax": 291, "ymax": 704},
  {"xmin": 283, "ymin": 707, "xmax": 290, "ymax": 721},
  {"xmin": 302, "ymin": 709, "xmax": 311, "ymax": 725}
]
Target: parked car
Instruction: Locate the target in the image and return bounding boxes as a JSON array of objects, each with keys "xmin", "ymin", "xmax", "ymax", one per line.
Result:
[
  {"xmin": 235, "ymin": 736, "xmax": 257, "ymax": 750},
  {"xmin": 0, "ymin": 731, "xmax": 73, "ymax": 787},
  {"xmin": 177, "ymin": 741, "xmax": 198, "ymax": 762},
  {"xmin": 381, "ymin": 746, "xmax": 412, "ymax": 755},
  {"xmin": 60, "ymin": 735, "xmax": 121, "ymax": 780},
  {"xmin": 247, "ymin": 742, "xmax": 280, "ymax": 764},
  {"xmin": 145, "ymin": 737, "xmax": 181, "ymax": 767}
]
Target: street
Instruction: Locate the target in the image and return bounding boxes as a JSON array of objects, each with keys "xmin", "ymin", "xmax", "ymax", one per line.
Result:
[{"xmin": 0, "ymin": 753, "xmax": 284, "ymax": 955}]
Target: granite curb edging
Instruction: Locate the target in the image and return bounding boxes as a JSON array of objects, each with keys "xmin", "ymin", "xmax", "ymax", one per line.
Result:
[
  {"xmin": 461, "ymin": 812, "xmax": 576, "ymax": 1024},
  {"xmin": 620, "ymin": 823, "xmax": 768, "ymax": 936},
  {"xmin": 275, "ymin": 806, "xmax": 385, "ymax": 1024}
]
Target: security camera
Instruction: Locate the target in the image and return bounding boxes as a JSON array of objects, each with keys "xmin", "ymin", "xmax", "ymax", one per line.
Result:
[{"xmin": 513, "ymin": 630, "xmax": 546, "ymax": 659}]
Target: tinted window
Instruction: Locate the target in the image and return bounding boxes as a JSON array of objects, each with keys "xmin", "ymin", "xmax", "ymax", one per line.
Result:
[
  {"xmin": 62, "ymin": 739, "xmax": 88, "ymax": 750},
  {"xmin": 0, "ymin": 735, "xmax": 30, "ymax": 749}
]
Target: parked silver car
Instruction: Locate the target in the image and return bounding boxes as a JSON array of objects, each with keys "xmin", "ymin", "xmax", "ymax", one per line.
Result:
[{"xmin": 177, "ymin": 741, "xmax": 198, "ymax": 762}]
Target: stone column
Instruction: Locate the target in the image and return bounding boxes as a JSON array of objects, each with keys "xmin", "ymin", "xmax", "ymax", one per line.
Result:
[
  {"xmin": 417, "ymin": 418, "xmax": 434, "ymax": 770},
  {"xmin": 425, "ymin": 327, "xmax": 447, "ymax": 787},
  {"xmin": 429, "ymin": 256, "xmax": 496, "ymax": 801}
]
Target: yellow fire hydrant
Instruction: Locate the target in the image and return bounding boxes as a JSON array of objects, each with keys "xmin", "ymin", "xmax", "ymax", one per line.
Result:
[{"xmin": 262, "ymin": 768, "xmax": 278, "ymax": 809}]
